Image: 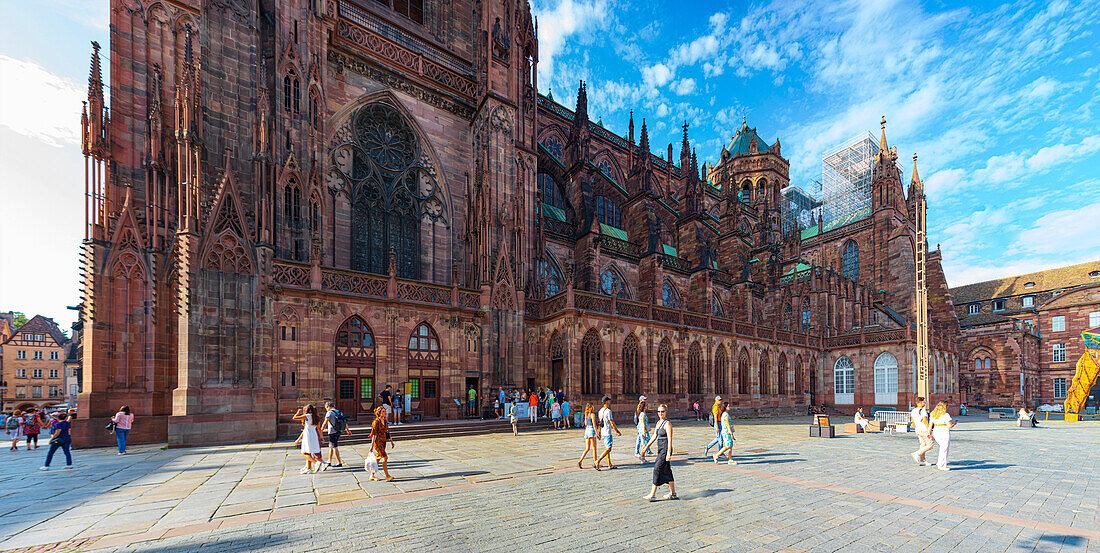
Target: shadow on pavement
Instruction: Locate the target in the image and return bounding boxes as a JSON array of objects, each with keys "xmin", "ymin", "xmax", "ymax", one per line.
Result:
[
  {"xmin": 949, "ymin": 459, "xmax": 1016, "ymax": 471},
  {"xmin": 677, "ymin": 488, "xmax": 732, "ymax": 500},
  {"xmin": 125, "ymin": 534, "xmax": 293, "ymax": 553}
]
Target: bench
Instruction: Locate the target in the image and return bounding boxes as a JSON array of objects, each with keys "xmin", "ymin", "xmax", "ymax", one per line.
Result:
[
  {"xmin": 810, "ymin": 415, "xmax": 836, "ymax": 438},
  {"xmin": 1016, "ymin": 419, "xmax": 1032, "ymax": 428},
  {"xmin": 989, "ymin": 407, "xmax": 1015, "ymax": 419},
  {"xmin": 843, "ymin": 422, "xmax": 864, "ymax": 434}
]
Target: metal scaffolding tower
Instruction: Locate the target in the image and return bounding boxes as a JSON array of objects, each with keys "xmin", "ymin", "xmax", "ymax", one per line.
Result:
[
  {"xmin": 821, "ymin": 133, "xmax": 878, "ymax": 232},
  {"xmin": 913, "ymin": 154, "xmax": 930, "ymax": 400}
]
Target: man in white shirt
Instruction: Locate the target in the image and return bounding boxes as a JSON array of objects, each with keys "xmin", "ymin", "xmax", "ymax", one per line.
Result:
[
  {"xmin": 909, "ymin": 397, "xmax": 934, "ymax": 466},
  {"xmin": 595, "ymin": 396, "xmax": 621, "ymax": 469}
]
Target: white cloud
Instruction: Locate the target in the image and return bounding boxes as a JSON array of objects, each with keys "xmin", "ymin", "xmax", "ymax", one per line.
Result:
[
  {"xmin": 642, "ymin": 63, "xmax": 674, "ymax": 88},
  {"xmin": 672, "ymin": 78, "xmax": 696, "ymax": 96},
  {"xmin": 532, "ymin": 0, "xmax": 610, "ymax": 85},
  {"xmin": 0, "ymin": 55, "xmax": 83, "ymax": 147},
  {"xmin": 1006, "ymin": 201, "xmax": 1100, "ymax": 257}
]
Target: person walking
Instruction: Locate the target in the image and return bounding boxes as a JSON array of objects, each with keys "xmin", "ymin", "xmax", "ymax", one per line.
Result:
[
  {"xmin": 561, "ymin": 398, "xmax": 572, "ymax": 429},
  {"xmin": 712, "ymin": 402, "xmax": 736, "ymax": 464},
  {"xmin": 528, "ymin": 390, "xmax": 539, "ymax": 423},
  {"xmin": 595, "ymin": 396, "xmax": 622, "ymax": 470},
  {"xmin": 634, "ymin": 397, "xmax": 650, "ymax": 463},
  {"xmin": 693, "ymin": 400, "xmax": 701, "ymax": 421},
  {"xmin": 642, "ymin": 404, "xmax": 676, "ymax": 501},
  {"xmin": 929, "ymin": 401, "xmax": 956, "ymax": 471},
  {"xmin": 703, "ymin": 395, "xmax": 722, "ymax": 456},
  {"xmin": 292, "ymin": 404, "xmax": 323, "ymax": 474},
  {"xmin": 111, "ymin": 406, "xmax": 134, "ymax": 455},
  {"xmin": 577, "ymin": 403, "xmax": 600, "ymax": 469},
  {"xmin": 22, "ymin": 409, "xmax": 41, "ymax": 451},
  {"xmin": 551, "ymin": 400, "xmax": 562, "ymax": 430},
  {"xmin": 509, "ymin": 402, "xmax": 519, "ymax": 436},
  {"xmin": 909, "ymin": 397, "xmax": 934, "ymax": 466},
  {"xmin": 320, "ymin": 402, "xmax": 352, "ymax": 470},
  {"xmin": 369, "ymin": 406, "xmax": 396, "ymax": 481},
  {"xmin": 39, "ymin": 412, "xmax": 72, "ymax": 470},
  {"xmin": 7, "ymin": 409, "xmax": 23, "ymax": 451}
]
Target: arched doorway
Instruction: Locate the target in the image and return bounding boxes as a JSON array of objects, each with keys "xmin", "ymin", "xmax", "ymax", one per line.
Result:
[
  {"xmin": 550, "ymin": 331, "xmax": 565, "ymax": 391},
  {"xmin": 334, "ymin": 316, "xmax": 376, "ymax": 420}
]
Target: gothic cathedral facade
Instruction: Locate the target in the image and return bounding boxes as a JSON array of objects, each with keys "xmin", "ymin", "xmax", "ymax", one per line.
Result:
[{"xmin": 76, "ymin": 0, "xmax": 961, "ymax": 445}]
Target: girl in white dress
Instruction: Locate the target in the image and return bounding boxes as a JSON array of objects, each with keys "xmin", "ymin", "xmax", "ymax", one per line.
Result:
[
  {"xmin": 293, "ymin": 404, "xmax": 323, "ymax": 474},
  {"xmin": 929, "ymin": 401, "xmax": 957, "ymax": 471}
]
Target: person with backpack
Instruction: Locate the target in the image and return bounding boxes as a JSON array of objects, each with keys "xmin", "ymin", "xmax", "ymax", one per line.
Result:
[
  {"xmin": 7, "ymin": 409, "xmax": 23, "ymax": 451},
  {"xmin": 320, "ymin": 401, "xmax": 352, "ymax": 470},
  {"xmin": 40, "ymin": 411, "xmax": 73, "ymax": 470},
  {"xmin": 23, "ymin": 409, "xmax": 41, "ymax": 450}
]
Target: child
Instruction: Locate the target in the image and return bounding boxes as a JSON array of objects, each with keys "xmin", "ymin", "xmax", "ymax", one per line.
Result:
[
  {"xmin": 561, "ymin": 399, "xmax": 571, "ymax": 428},
  {"xmin": 494, "ymin": 398, "xmax": 502, "ymax": 419},
  {"xmin": 551, "ymin": 400, "xmax": 562, "ymax": 429},
  {"xmin": 510, "ymin": 403, "xmax": 519, "ymax": 437},
  {"xmin": 693, "ymin": 400, "xmax": 701, "ymax": 421}
]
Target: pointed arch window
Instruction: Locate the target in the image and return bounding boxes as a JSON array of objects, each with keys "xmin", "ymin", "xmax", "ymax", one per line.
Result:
[
  {"xmin": 581, "ymin": 329, "xmax": 601, "ymax": 395},
  {"xmin": 759, "ymin": 351, "xmax": 771, "ymax": 395},
  {"xmin": 794, "ymin": 355, "xmax": 804, "ymax": 395},
  {"xmin": 738, "ymin": 349, "xmax": 751, "ymax": 395},
  {"xmin": 777, "ymin": 353, "xmax": 788, "ymax": 395},
  {"xmin": 688, "ymin": 342, "xmax": 703, "ymax": 395},
  {"xmin": 539, "ymin": 174, "xmax": 565, "ymax": 210},
  {"xmin": 596, "ymin": 158, "xmax": 619, "ymax": 185},
  {"xmin": 335, "ymin": 316, "xmax": 376, "ymax": 368},
  {"xmin": 332, "ymin": 102, "xmax": 446, "ymax": 279},
  {"xmin": 539, "ymin": 257, "xmax": 564, "ymax": 298},
  {"xmin": 541, "ymin": 135, "xmax": 564, "ymax": 159},
  {"xmin": 309, "ymin": 194, "xmax": 321, "ymax": 237},
  {"xmin": 712, "ymin": 295, "xmax": 725, "ymax": 318},
  {"xmin": 842, "ymin": 240, "xmax": 859, "ymax": 281},
  {"xmin": 657, "ymin": 339, "xmax": 674, "ymax": 394},
  {"xmin": 662, "ymin": 281, "xmax": 681, "ymax": 309},
  {"xmin": 714, "ymin": 346, "xmax": 728, "ymax": 395},
  {"xmin": 783, "ymin": 304, "xmax": 794, "ymax": 330},
  {"xmin": 599, "ymin": 267, "xmax": 630, "ymax": 299},
  {"xmin": 308, "ymin": 88, "xmax": 322, "ymax": 129},
  {"xmin": 283, "ymin": 180, "xmax": 305, "ymax": 262},
  {"xmin": 283, "ymin": 72, "xmax": 300, "ymax": 114},
  {"xmin": 801, "ymin": 297, "xmax": 811, "ymax": 329},
  {"xmin": 622, "ymin": 334, "xmax": 639, "ymax": 395},
  {"xmin": 874, "ymin": 352, "xmax": 898, "ymax": 404},
  {"xmin": 595, "ymin": 195, "xmax": 622, "ymax": 228}
]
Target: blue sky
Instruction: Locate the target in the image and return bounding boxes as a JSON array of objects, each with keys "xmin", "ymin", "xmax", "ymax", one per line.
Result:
[{"xmin": 2, "ymin": 0, "xmax": 1098, "ymax": 329}]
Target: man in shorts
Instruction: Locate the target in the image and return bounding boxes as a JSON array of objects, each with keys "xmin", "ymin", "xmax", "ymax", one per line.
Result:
[
  {"xmin": 467, "ymin": 386, "xmax": 477, "ymax": 417},
  {"xmin": 393, "ymin": 389, "xmax": 404, "ymax": 425},
  {"xmin": 380, "ymin": 385, "xmax": 394, "ymax": 423},
  {"xmin": 320, "ymin": 401, "xmax": 352, "ymax": 470},
  {"xmin": 595, "ymin": 396, "xmax": 621, "ymax": 469}
]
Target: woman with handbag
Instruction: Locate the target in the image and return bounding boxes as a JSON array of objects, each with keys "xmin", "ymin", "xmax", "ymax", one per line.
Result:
[
  {"xmin": 370, "ymin": 406, "xmax": 396, "ymax": 481},
  {"xmin": 111, "ymin": 406, "xmax": 134, "ymax": 455},
  {"xmin": 642, "ymin": 404, "xmax": 677, "ymax": 501},
  {"xmin": 40, "ymin": 412, "xmax": 72, "ymax": 470}
]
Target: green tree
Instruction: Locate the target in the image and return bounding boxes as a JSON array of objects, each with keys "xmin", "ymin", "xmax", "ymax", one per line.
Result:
[{"xmin": 11, "ymin": 312, "xmax": 28, "ymax": 329}]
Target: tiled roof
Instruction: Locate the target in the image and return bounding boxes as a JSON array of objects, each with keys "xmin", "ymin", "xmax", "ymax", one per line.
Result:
[
  {"xmin": 9, "ymin": 314, "xmax": 66, "ymax": 345},
  {"xmin": 959, "ymin": 312, "xmax": 1012, "ymax": 328},
  {"xmin": 951, "ymin": 259, "xmax": 1100, "ymax": 304}
]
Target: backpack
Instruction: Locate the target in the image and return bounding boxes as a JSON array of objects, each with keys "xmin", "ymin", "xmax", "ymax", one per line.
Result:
[
  {"xmin": 331, "ymin": 410, "xmax": 348, "ymax": 434},
  {"xmin": 23, "ymin": 415, "xmax": 39, "ymax": 434}
]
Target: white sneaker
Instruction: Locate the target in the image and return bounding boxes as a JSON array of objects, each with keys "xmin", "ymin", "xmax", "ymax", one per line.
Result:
[
  {"xmin": 39, "ymin": 466, "xmax": 48, "ymax": 471},
  {"xmin": 64, "ymin": 466, "xmax": 74, "ymax": 470},
  {"xmin": 937, "ymin": 466, "xmax": 950, "ymax": 471},
  {"xmin": 299, "ymin": 466, "xmax": 311, "ymax": 474},
  {"xmin": 320, "ymin": 463, "xmax": 329, "ymax": 472},
  {"xmin": 910, "ymin": 452, "xmax": 920, "ymax": 464}
]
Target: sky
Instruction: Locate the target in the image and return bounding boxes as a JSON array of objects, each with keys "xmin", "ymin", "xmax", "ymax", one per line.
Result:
[{"xmin": 1, "ymin": 0, "xmax": 1098, "ymax": 330}]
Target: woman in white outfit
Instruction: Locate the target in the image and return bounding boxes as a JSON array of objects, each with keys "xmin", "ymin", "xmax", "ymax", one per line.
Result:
[
  {"xmin": 293, "ymin": 404, "xmax": 323, "ymax": 473},
  {"xmin": 929, "ymin": 401, "xmax": 956, "ymax": 471}
]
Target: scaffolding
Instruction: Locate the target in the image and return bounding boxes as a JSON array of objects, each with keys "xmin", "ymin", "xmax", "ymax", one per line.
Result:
[
  {"xmin": 821, "ymin": 133, "xmax": 878, "ymax": 232},
  {"xmin": 780, "ymin": 181, "xmax": 821, "ymax": 237}
]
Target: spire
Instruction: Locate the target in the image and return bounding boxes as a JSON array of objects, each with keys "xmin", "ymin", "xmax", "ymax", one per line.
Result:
[
  {"xmin": 86, "ymin": 41, "xmax": 106, "ymax": 155},
  {"xmin": 638, "ymin": 118, "xmax": 649, "ymax": 154},
  {"xmin": 628, "ymin": 110, "xmax": 634, "ymax": 144},
  {"xmin": 879, "ymin": 115, "xmax": 888, "ymax": 152},
  {"xmin": 910, "ymin": 153, "xmax": 920, "ymax": 186},
  {"xmin": 691, "ymin": 148, "xmax": 698, "ymax": 181},
  {"xmin": 574, "ymin": 80, "xmax": 588, "ymax": 123}
]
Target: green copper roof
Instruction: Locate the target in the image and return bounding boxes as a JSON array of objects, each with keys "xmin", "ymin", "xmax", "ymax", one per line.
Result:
[
  {"xmin": 728, "ymin": 121, "xmax": 772, "ymax": 156},
  {"xmin": 784, "ymin": 262, "xmax": 811, "ymax": 275},
  {"xmin": 800, "ymin": 225, "xmax": 820, "ymax": 240},
  {"xmin": 822, "ymin": 206, "xmax": 872, "ymax": 232},
  {"xmin": 662, "ymin": 244, "xmax": 678, "ymax": 257},
  {"xmin": 600, "ymin": 223, "xmax": 628, "ymax": 241},
  {"xmin": 542, "ymin": 203, "xmax": 566, "ymax": 222}
]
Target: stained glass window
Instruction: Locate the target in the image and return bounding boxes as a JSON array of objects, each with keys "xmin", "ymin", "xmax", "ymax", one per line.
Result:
[
  {"xmin": 657, "ymin": 339, "xmax": 674, "ymax": 394},
  {"xmin": 595, "ymin": 196, "xmax": 621, "ymax": 228},
  {"xmin": 662, "ymin": 281, "xmax": 680, "ymax": 309},
  {"xmin": 622, "ymin": 334, "xmax": 639, "ymax": 395},
  {"xmin": 541, "ymin": 135, "xmax": 564, "ymax": 159},
  {"xmin": 409, "ymin": 323, "xmax": 439, "ymax": 351},
  {"xmin": 581, "ymin": 329, "xmax": 601, "ymax": 395},
  {"xmin": 539, "ymin": 258, "xmax": 564, "ymax": 297},
  {"xmin": 599, "ymin": 268, "xmax": 629, "ymax": 299},
  {"xmin": 842, "ymin": 240, "xmax": 859, "ymax": 281},
  {"xmin": 801, "ymin": 297, "xmax": 811, "ymax": 329},
  {"xmin": 597, "ymin": 158, "xmax": 619, "ymax": 184}
]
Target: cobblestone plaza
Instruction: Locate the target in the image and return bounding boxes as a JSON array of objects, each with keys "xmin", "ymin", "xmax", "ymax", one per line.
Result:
[{"xmin": 0, "ymin": 417, "xmax": 1096, "ymax": 552}]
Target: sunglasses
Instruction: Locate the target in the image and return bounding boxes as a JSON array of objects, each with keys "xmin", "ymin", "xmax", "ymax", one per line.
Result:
[{"xmin": 657, "ymin": 410, "xmax": 666, "ymax": 413}]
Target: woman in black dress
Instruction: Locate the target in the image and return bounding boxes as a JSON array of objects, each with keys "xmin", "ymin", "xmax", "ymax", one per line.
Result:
[{"xmin": 641, "ymin": 404, "xmax": 677, "ymax": 501}]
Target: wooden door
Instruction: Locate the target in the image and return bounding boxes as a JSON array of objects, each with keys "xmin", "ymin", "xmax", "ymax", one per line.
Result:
[
  {"xmin": 422, "ymin": 378, "xmax": 439, "ymax": 417},
  {"xmin": 551, "ymin": 359, "xmax": 564, "ymax": 391},
  {"xmin": 336, "ymin": 378, "xmax": 357, "ymax": 419}
]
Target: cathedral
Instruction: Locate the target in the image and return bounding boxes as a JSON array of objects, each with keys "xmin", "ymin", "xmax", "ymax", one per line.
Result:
[{"xmin": 75, "ymin": 0, "xmax": 962, "ymax": 446}]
